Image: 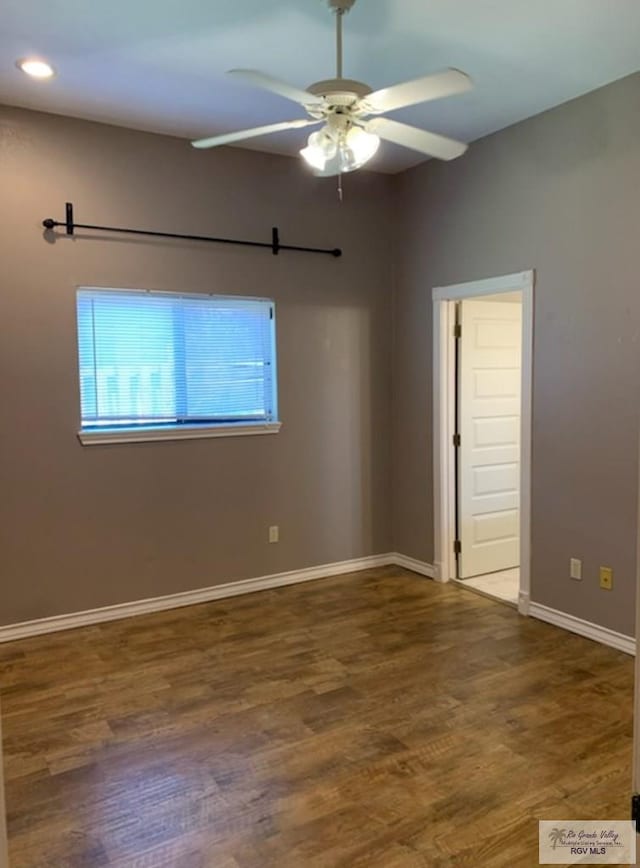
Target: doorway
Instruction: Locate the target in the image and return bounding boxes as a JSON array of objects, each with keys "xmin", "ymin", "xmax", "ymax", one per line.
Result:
[{"xmin": 432, "ymin": 271, "xmax": 534, "ymax": 615}]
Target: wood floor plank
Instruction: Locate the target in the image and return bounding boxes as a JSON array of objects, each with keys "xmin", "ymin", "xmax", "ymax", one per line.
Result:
[{"xmin": 1, "ymin": 566, "xmax": 633, "ymax": 866}]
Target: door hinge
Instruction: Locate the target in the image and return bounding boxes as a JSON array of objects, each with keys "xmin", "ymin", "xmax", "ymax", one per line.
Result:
[
  {"xmin": 453, "ymin": 432, "xmax": 461, "ymax": 447},
  {"xmin": 632, "ymin": 793, "xmax": 640, "ymax": 831},
  {"xmin": 454, "ymin": 323, "xmax": 462, "ymax": 338},
  {"xmin": 453, "ymin": 539, "xmax": 461, "ymax": 555}
]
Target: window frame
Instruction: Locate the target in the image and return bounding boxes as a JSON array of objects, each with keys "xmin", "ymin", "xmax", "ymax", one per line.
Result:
[{"xmin": 75, "ymin": 286, "xmax": 281, "ymax": 446}]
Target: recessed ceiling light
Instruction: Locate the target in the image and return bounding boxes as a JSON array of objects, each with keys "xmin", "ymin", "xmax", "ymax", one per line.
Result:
[{"xmin": 16, "ymin": 58, "xmax": 55, "ymax": 79}]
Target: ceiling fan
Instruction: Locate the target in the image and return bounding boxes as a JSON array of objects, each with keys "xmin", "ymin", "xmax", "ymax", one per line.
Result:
[{"xmin": 191, "ymin": 0, "xmax": 473, "ymax": 176}]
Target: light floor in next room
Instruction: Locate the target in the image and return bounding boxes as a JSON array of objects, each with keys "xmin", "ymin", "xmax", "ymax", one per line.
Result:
[{"xmin": 461, "ymin": 568, "xmax": 519, "ymax": 605}]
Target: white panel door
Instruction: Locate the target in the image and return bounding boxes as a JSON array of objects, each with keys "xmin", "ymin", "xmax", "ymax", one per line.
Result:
[{"xmin": 458, "ymin": 299, "xmax": 522, "ymax": 579}]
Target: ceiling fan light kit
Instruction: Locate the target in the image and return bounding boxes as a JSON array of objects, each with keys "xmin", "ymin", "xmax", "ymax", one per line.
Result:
[
  {"xmin": 191, "ymin": 0, "xmax": 473, "ymax": 177},
  {"xmin": 300, "ymin": 116, "xmax": 380, "ymax": 174}
]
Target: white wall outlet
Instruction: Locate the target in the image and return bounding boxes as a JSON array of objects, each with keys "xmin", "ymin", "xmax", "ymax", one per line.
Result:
[
  {"xmin": 570, "ymin": 557, "xmax": 582, "ymax": 580},
  {"xmin": 269, "ymin": 525, "xmax": 279, "ymax": 544}
]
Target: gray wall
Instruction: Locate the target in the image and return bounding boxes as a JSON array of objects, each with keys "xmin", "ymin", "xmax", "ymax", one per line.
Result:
[
  {"xmin": 3, "ymin": 74, "xmax": 639, "ymax": 635},
  {"xmin": 392, "ymin": 73, "xmax": 640, "ymax": 636},
  {"xmin": 0, "ymin": 105, "xmax": 393, "ymax": 626}
]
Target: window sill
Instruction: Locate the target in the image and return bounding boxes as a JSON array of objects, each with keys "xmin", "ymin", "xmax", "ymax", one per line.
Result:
[{"xmin": 78, "ymin": 421, "xmax": 282, "ymax": 446}]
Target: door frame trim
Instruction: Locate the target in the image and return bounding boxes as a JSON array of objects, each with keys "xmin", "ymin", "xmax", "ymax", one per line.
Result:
[{"xmin": 432, "ymin": 270, "xmax": 534, "ymax": 615}]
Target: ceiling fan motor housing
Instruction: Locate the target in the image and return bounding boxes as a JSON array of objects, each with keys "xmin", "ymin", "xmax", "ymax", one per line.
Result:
[
  {"xmin": 307, "ymin": 79, "xmax": 371, "ymax": 101},
  {"xmin": 306, "ymin": 79, "xmax": 372, "ymax": 119}
]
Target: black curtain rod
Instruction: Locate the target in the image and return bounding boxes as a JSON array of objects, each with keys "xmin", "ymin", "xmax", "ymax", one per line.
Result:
[{"xmin": 42, "ymin": 202, "xmax": 342, "ymax": 258}]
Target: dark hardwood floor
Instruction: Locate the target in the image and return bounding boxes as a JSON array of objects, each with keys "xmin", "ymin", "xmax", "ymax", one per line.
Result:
[{"xmin": 0, "ymin": 566, "xmax": 634, "ymax": 867}]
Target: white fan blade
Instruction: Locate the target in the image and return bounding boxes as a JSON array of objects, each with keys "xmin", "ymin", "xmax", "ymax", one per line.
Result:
[
  {"xmin": 365, "ymin": 68, "xmax": 472, "ymax": 114},
  {"xmin": 367, "ymin": 117, "xmax": 467, "ymax": 161},
  {"xmin": 192, "ymin": 119, "xmax": 320, "ymax": 149},
  {"xmin": 228, "ymin": 69, "xmax": 323, "ymax": 107}
]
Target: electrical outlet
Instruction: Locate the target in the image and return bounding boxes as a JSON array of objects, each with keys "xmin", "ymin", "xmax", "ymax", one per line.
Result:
[
  {"xmin": 599, "ymin": 566, "xmax": 613, "ymax": 590},
  {"xmin": 570, "ymin": 558, "xmax": 582, "ymax": 581},
  {"xmin": 269, "ymin": 525, "xmax": 279, "ymax": 544}
]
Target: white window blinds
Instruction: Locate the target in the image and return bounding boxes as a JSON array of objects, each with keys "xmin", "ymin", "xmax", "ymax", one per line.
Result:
[{"xmin": 76, "ymin": 289, "xmax": 277, "ymax": 430}]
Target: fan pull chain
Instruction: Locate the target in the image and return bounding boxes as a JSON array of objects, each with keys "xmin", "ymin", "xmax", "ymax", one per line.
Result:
[{"xmin": 338, "ymin": 173, "xmax": 343, "ymax": 202}]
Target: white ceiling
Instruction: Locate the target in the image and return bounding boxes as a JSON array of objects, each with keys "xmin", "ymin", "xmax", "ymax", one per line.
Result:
[{"xmin": 1, "ymin": 0, "xmax": 639, "ymax": 173}]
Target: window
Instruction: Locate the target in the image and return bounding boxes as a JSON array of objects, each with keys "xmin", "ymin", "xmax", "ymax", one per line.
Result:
[{"xmin": 76, "ymin": 288, "xmax": 279, "ymax": 444}]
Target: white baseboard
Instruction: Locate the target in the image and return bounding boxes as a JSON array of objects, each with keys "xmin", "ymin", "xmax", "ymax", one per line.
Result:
[
  {"xmin": 518, "ymin": 590, "xmax": 530, "ymax": 616},
  {"xmin": 2, "ymin": 555, "xmax": 630, "ymax": 658},
  {"xmin": 3, "ymin": 552, "xmax": 631, "ymax": 659},
  {"xmin": 0, "ymin": 553, "xmax": 395, "ymax": 644},
  {"xmin": 529, "ymin": 601, "xmax": 635, "ymax": 656},
  {"xmin": 391, "ymin": 553, "xmax": 435, "ymax": 579}
]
